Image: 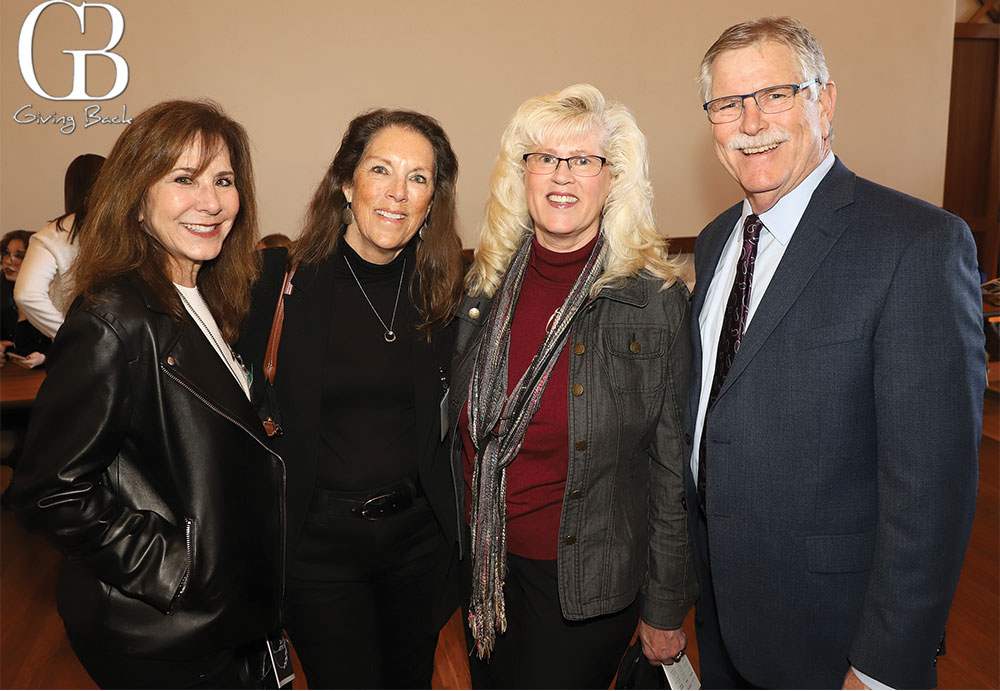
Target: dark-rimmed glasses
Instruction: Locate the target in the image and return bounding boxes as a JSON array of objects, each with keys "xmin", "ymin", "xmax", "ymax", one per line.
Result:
[
  {"xmin": 523, "ymin": 153, "xmax": 608, "ymax": 177},
  {"xmin": 703, "ymin": 79, "xmax": 820, "ymax": 124}
]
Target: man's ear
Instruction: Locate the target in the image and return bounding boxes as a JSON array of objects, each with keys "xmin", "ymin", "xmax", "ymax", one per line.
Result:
[{"xmin": 819, "ymin": 80, "xmax": 837, "ymax": 139}]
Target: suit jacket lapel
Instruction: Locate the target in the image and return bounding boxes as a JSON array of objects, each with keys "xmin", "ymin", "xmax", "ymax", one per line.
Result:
[
  {"xmin": 688, "ymin": 204, "xmax": 741, "ymax": 429},
  {"xmin": 691, "ymin": 203, "xmax": 742, "ymax": 323},
  {"xmin": 716, "ymin": 158, "xmax": 856, "ymax": 400}
]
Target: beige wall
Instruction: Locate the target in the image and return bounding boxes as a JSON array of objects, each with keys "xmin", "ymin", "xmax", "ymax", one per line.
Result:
[{"xmin": 2, "ymin": 0, "xmax": 956, "ymax": 249}]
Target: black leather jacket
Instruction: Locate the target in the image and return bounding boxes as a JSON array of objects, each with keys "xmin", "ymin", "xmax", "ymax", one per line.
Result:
[{"xmin": 8, "ymin": 274, "xmax": 286, "ymax": 659}]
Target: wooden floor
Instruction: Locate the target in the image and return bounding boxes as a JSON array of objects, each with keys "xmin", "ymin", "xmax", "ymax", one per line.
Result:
[{"xmin": 2, "ymin": 398, "xmax": 997, "ymax": 689}]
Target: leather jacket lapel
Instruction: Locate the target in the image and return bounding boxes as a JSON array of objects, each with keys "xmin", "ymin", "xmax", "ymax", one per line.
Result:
[{"xmin": 161, "ymin": 319, "xmax": 265, "ymax": 440}]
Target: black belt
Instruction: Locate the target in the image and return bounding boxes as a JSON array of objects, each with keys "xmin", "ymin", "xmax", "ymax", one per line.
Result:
[{"xmin": 311, "ymin": 478, "xmax": 424, "ymax": 521}]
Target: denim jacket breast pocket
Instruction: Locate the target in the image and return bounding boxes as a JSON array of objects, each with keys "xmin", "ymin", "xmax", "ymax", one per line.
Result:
[{"xmin": 598, "ymin": 325, "xmax": 666, "ymax": 395}]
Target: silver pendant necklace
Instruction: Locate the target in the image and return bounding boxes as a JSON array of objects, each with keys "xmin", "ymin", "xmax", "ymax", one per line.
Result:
[{"xmin": 344, "ymin": 254, "xmax": 406, "ymax": 343}]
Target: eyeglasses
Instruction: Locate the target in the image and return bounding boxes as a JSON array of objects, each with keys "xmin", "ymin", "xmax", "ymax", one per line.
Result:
[
  {"xmin": 0, "ymin": 251, "xmax": 25, "ymax": 263},
  {"xmin": 523, "ymin": 153, "xmax": 608, "ymax": 177},
  {"xmin": 703, "ymin": 79, "xmax": 820, "ymax": 124}
]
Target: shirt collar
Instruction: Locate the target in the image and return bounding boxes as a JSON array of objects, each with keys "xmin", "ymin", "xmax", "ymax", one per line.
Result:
[{"xmin": 740, "ymin": 151, "xmax": 836, "ymax": 246}]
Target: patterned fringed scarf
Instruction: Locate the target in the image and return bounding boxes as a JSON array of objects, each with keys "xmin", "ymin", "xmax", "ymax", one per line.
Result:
[{"xmin": 466, "ymin": 232, "xmax": 607, "ymax": 658}]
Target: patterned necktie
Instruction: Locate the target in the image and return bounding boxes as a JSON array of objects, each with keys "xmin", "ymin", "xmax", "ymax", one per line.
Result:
[{"xmin": 698, "ymin": 214, "xmax": 763, "ymax": 507}]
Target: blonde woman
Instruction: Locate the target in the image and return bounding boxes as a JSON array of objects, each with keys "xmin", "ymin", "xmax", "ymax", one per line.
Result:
[{"xmin": 451, "ymin": 84, "xmax": 697, "ymax": 687}]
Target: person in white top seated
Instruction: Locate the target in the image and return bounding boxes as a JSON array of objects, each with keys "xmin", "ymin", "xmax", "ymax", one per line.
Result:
[{"xmin": 14, "ymin": 153, "xmax": 104, "ymax": 340}]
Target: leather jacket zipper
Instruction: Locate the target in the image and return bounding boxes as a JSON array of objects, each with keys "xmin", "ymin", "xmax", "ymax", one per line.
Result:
[
  {"xmin": 180, "ymin": 517, "xmax": 195, "ymax": 595},
  {"xmin": 168, "ymin": 517, "xmax": 195, "ymax": 614},
  {"xmin": 162, "ymin": 364, "xmax": 288, "ymax": 625}
]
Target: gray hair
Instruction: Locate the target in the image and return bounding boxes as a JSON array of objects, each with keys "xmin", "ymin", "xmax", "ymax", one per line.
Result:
[{"xmin": 697, "ymin": 16, "xmax": 830, "ymax": 103}]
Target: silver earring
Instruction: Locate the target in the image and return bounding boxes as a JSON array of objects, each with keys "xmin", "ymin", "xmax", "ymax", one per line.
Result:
[{"xmin": 342, "ymin": 201, "xmax": 354, "ymax": 227}]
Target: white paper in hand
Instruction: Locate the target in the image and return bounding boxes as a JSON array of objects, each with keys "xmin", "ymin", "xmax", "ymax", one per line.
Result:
[{"xmin": 661, "ymin": 653, "xmax": 700, "ymax": 690}]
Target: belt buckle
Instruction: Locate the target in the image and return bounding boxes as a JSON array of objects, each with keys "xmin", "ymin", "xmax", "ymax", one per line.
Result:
[{"xmin": 360, "ymin": 492, "xmax": 394, "ymax": 520}]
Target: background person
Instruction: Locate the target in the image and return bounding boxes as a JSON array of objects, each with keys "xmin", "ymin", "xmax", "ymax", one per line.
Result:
[
  {"xmin": 15, "ymin": 153, "xmax": 105, "ymax": 339},
  {"xmin": 257, "ymin": 232, "xmax": 293, "ymax": 250},
  {"xmin": 685, "ymin": 17, "xmax": 983, "ymax": 689},
  {"xmin": 1, "ymin": 229, "xmax": 50, "ymax": 368},
  {"xmin": 239, "ymin": 108, "xmax": 466, "ymax": 689},
  {"xmin": 7, "ymin": 100, "xmax": 287, "ymax": 689},
  {"xmin": 452, "ymin": 83, "xmax": 697, "ymax": 688}
]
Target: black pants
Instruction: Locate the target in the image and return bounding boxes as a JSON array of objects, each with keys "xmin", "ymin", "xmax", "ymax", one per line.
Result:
[
  {"xmin": 690, "ymin": 507, "xmax": 757, "ymax": 689},
  {"xmin": 68, "ymin": 634, "xmax": 272, "ymax": 689},
  {"xmin": 466, "ymin": 553, "xmax": 640, "ymax": 689},
  {"xmin": 285, "ymin": 492, "xmax": 449, "ymax": 689}
]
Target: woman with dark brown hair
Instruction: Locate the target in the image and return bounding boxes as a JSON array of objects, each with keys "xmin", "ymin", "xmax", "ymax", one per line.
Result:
[
  {"xmin": 239, "ymin": 108, "xmax": 465, "ymax": 688},
  {"xmin": 1, "ymin": 229, "xmax": 50, "ymax": 368},
  {"xmin": 16, "ymin": 153, "xmax": 105, "ymax": 339},
  {"xmin": 8, "ymin": 100, "xmax": 287, "ymax": 688}
]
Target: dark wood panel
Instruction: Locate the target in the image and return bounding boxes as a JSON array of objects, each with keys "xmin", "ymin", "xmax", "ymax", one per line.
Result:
[
  {"xmin": 945, "ymin": 24, "xmax": 1000, "ymax": 278},
  {"xmin": 955, "ymin": 23, "xmax": 1000, "ymax": 39}
]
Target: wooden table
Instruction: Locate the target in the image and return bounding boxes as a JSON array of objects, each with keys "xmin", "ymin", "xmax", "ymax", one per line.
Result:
[{"xmin": 0, "ymin": 365, "xmax": 45, "ymax": 408}]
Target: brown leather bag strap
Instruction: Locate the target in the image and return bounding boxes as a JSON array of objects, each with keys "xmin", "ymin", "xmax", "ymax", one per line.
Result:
[{"xmin": 263, "ymin": 265, "xmax": 296, "ymax": 386}]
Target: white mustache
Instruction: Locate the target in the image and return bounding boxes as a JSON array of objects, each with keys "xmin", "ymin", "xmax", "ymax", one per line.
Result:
[{"xmin": 727, "ymin": 128, "xmax": 791, "ymax": 151}]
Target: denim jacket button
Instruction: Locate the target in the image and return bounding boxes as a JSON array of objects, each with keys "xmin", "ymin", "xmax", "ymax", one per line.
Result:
[
  {"xmin": 569, "ymin": 488, "xmax": 584, "ymax": 500},
  {"xmin": 468, "ymin": 307, "xmax": 480, "ymax": 320},
  {"xmin": 630, "ymin": 341, "xmax": 641, "ymax": 354},
  {"xmin": 573, "ymin": 343, "xmax": 586, "ymax": 355},
  {"xmin": 564, "ymin": 534, "xmax": 577, "ymax": 545},
  {"xmin": 574, "ymin": 439, "xmax": 587, "ymax": 451},
  {"xmin": 571, "ymin": 383, "xmax": 584, "ymax": 396}
]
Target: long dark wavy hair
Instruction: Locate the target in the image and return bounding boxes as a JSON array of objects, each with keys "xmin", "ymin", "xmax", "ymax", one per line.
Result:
[
  {"xmin": 54, "ymin": 153, "xmax": 105, "ymax": 242},
  {"xmin": 291, "ymin": 109, "xmax": 465, "ymax": 334},
  {"xmin": 72, "ymin": 100, "xmax": 260, "ymax": 342}
]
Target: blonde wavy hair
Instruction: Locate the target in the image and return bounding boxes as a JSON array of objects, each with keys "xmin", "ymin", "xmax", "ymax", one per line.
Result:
[{"xmin": 466, "ymin": 83, "xmax": 682, "ymax": 298}]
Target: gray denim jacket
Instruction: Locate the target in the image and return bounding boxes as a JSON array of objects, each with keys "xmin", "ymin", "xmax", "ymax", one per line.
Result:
[{"xmin": 448, "ymin": 274, "xmax": 698, "ymax": 628}]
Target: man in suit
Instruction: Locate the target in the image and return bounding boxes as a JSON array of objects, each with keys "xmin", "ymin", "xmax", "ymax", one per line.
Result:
[{"xmin": 686, "ymin": 16, "xmax": 984, "ymax": 689}]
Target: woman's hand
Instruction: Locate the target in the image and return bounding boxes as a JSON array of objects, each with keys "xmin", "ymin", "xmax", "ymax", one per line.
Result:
[
  {"xmin": 12, "ymin": 351, "xmax": 45, "ymax": 369},
  {"xmin": 0, "ymin": 340, "xmax": 13, "ymax": 368}
]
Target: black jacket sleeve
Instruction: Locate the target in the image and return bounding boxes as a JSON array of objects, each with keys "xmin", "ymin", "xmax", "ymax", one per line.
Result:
[{"xmin": 8, "ymin": 304, "xmax": 187, "ymax": 613}]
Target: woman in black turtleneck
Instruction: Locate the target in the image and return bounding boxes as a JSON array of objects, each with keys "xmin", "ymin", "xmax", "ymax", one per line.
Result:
[{"xmin": 238, "ymin": 109, "xmax": 465, "ymax": 689}]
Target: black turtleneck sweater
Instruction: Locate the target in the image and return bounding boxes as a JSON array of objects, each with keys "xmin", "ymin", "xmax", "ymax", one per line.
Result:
[{"xmin": 315, "ymin": 240, "xmax": 418, "ymax": 491}]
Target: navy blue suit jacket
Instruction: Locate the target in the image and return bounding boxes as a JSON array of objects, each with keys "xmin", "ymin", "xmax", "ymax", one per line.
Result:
[{"xmin": 685, "ymin": 158, "xmax": 984, "ymax": 688}]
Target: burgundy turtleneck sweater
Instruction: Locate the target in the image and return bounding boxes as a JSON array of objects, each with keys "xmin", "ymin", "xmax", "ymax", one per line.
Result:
[{"xmin": 461, "ymin": 234, "xmax": 596, "ymax": 560}]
